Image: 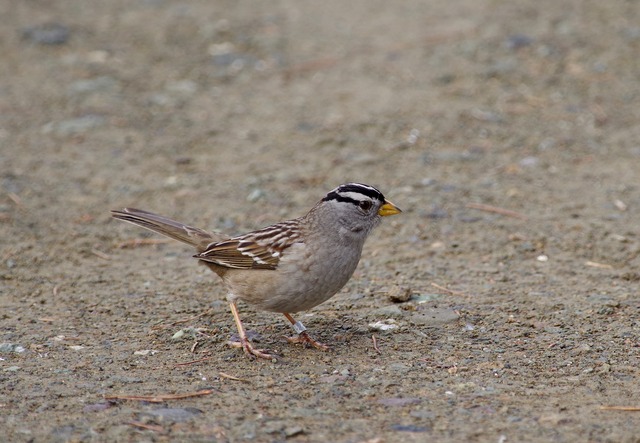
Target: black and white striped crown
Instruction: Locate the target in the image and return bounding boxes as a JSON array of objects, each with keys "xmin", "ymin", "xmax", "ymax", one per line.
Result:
[{"xmin": 322, "ymin": 183, "xmax": 385, "ymax": 205}]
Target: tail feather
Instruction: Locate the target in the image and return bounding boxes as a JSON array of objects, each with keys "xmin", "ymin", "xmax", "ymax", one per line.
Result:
[{"xmin": 111, "ymin": 208, "xmax": 219, "ymax": 251}]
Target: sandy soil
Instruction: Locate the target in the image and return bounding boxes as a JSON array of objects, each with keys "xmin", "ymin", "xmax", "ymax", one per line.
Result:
[{"xmin": 2, "ymin": 1, "xmax": 640, "ymax": 442}]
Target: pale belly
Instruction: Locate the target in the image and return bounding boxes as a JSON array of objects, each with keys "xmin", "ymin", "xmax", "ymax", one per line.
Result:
[{"xmin": 223, "ymin": 241, "xmax": 363, "ymax": 313}]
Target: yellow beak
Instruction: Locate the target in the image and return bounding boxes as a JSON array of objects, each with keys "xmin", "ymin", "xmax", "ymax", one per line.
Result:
[{"xmin": 378, "ymin": 200, "xmax": 402, "ymax": 217}]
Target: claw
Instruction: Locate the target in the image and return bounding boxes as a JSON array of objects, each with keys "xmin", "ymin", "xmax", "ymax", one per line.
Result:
[
  {"xmin": 285, "ymin": 331, "xmax": 330, "ymax": 351},
  {"xmin": 228, "ymin": 338, "xmax": 274, "ymax": 360},
  {"xmin": 229, "ymin": 301, "xmax": 276, "ymax": 360}
]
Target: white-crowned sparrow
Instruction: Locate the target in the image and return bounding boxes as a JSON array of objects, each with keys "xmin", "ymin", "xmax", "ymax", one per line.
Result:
[{"xmin": 111, "ymin": 183, "xmax": 401, "ymax": 359}]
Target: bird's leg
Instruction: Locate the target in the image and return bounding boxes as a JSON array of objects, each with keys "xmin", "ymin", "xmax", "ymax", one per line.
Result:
[
  {"xmin": 283, "ymin": 313, "xmax": 329, "ymax": 350},
  {"xmin": 228, "ymin": 302, "xmax": 273, "ymax": 360}
]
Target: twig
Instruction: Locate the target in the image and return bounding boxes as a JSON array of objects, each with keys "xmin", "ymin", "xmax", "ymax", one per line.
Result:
[
  {"xmin": 116, "ymin": 238, "xmax": 172, "ymax": 249},
  {"xmin": 430, "ymin": 282, "xmax": 466, "ymax": 296},
  {"xmin": 174, "ymin": 356, "xmax": 215, "ymax": 367},
  {"xmin": 600, "ymin": 406, "xmax": 640, "ymax": 411},
  {"xmin": 585, "ymin": 261, "xmax": 613, "ymax": 270},
  {"xmin": 190, "ymin": 340, "xmax": 199, "ymax": 353},
  {"xmin": 105, "ymin": 389, "xmax": 215, "ymax": 403},
  {"xmin": 219, "ymin": 372, "xmax": 248, "ymax": 382},
  {"xmin": 7, "ymin": 192, "xmax": 22, "ymax": 207},
  {"xmin": 372, "ymin": 335, "xmax": 382, "ymax": 354},
  {"xmin": 91, "ymin": 248, "xmax": 111, "ymax": 260},
  {"xmin": 466, "ymin": 202, "xmax": 528, "ymax": 220},
  {"xmin": 127, "ymin": 421, "xmax": 165, "ymax": 433}
]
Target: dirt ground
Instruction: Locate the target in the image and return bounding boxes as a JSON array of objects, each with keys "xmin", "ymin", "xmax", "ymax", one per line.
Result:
[{"xmin": 2, "ymin": 0, "xmax": 639, "ymax": 442}]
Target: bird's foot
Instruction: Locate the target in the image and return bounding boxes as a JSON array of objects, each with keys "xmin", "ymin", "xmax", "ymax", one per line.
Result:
[
  {"xmin": 228, "ymin": 338, "xmax": 275, "ymax": 360},
  {"xmin": 286, "ymin": 331, "xmax": 330, "ymax": 351}
]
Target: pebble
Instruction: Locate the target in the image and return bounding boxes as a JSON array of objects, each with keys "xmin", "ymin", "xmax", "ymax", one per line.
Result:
[
  {"xmin": 0, "ymin": 343, "xmax": 25, "ymax": 353},
  {"xmin": 411, "ymin": 293, "xmax": 445, "ymax": 304},
  {"xmin": 68, "ymin": 76, "xmax": 118, "ymax": 95},
  {"xmin": 172, "ymin": 329, "xmax": 186, "ymax": 340},
  {"xmin": 519, "ymin": 156, "xmax": 539, "ymax": 167},
  {"xmin": 133, "ymin": 349, "xmax": 156, "ymax": 356},
  {"xmin": 387, "ymin": 285, "xmax": 412, "ymax": 303},
  {"xmin": 505, "ymin": 34, "xmax": 534, "ymax": 50},
  {"xmin": 389, "ymin": 424, "xmax": 429, "ymax": 432},
  {"xmin": 518, "ymin": 242, "xmax": 536, "ymax": 252},
  {"xmin": 141, "ymin": 407, "xmax": 203, "ymax": 423},
  {"xmin": 368, "ymin": 320, "xmax": 398, "ymax": 332},
  {"xmin": 247, "ymin": 188, "xmax": 265, "ymax": 202},
  {"xmin": 284, "ymin": 426, "xmax": 304, "ymax": 437},
  {"xmin": 22, "ymin": 23, "xmax": 70, "ymax": 45},
  {"xmin": 42, "ymin": 115, "xmax": 106, "ymax": 136}
]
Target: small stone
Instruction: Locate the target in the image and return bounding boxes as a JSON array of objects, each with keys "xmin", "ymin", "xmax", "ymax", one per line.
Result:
[
  {"xmin": 0, "ymin": 343, "xmax": 16, "ymax": 353},
  {"xmin": 505, "ymin": 34, "xmax": 534, "ymax": 50},
  {"xmin": 368, "ymin": 320, "xmax": 398, "ymax": 332},
  {"xmin": 284, "ymin": 426, "xmax": 304, "ymax": 437},
  {"xmin": 23, "ymin": 23, "xmax": 70, "ymax": 45},
  {"xmin": 247, "ymin": 188, "xmax": 265, "ymax": 202},
  {"xmin": 519, "ymin": 242, "xmax": 536, "ymax": 252},
  {"xmin": 519, "ymin": 156, "xmax": 539, "ymax": 167},
  {"xmin": 613, "ymin": 200, "xmax": 627, "ymax": 211},
  {"xmin": 387, "ymin": 285, "xmax": 412, "ymax": 303},
  {"xmin": 42, "ymin": 115, "xmax": 106, "ymax": 136},
  {"xmin": 389, "ymin": 424, "xmax": 429, "ymax": 432},
  {"xmin": 133, "ymin": 349, "xmax": 155, "ymax": 356},
  {"xmin": 142, "ymin": 407, "xmax": 203, "ymax": 423},
  {"xmin": 411, "ymin": 293, "xmax": 445, "ymax": 304}
]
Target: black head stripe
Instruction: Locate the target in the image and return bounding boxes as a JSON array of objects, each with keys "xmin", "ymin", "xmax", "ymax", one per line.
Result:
[
  {"xmin": 322, "ymin": 191, "xmax": 361, "ymax": 205},
  {"xmin": 322, "ymin": 183, "xmax": 385, "ymax": 203}
]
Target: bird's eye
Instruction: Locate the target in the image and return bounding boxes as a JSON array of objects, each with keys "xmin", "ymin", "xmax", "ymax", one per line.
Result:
[{"xmin": 359, "ymin": 200, "xmax": 373, "ymax": 211}]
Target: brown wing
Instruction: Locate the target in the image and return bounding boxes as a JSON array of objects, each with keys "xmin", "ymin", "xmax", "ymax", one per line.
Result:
[{"xmin": 193, "ymin": 220, "xmax": 302, "ymax": 270}]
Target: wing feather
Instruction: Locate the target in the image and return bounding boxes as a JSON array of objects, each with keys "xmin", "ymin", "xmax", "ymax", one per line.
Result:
[{"xmin": 194, "ymin": 220, "xmax": 303, "ymax": 270}]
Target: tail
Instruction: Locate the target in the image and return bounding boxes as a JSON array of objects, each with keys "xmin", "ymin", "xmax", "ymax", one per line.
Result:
[{"xmin": 111, "ymin": 208, "xmax": 219, "ymax": 251}]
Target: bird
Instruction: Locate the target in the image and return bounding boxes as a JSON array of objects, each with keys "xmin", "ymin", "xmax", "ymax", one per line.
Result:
[{"xmin": 111, "ymin": 183, "xmax": 401, "ymax": 359}]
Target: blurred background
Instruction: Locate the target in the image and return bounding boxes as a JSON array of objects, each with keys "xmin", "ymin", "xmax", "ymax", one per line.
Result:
[{"xmin": 1, "ymin": 1, "xmax": 639, "ymax": 441}]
